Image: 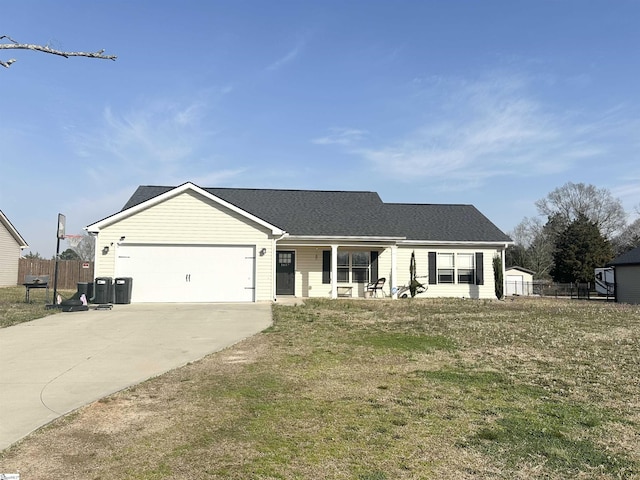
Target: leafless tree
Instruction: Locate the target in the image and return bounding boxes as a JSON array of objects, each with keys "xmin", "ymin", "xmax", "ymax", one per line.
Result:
[
  {"xmin": 612, "ymin": 217, "xmax": 640, "ymax": 256},
  {"xmin": 509, "ymin": 216, "xmax": 555, "ymax": 278},
  {"xmin": 73, "ymin": 234, "xmax": 96, "ymax": 262},
  {"xmin": 535, "ymin": 182, "xmax": 626, "ymax": 239},
  {"xmin": 1, "ymin": 35, "xmax": 116, "ymax": 68}
]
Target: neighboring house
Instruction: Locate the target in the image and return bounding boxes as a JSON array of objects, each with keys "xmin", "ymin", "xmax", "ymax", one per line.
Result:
[
  {"xmin": 0, "ymin": 210, "xmax": 29, "ymax": 286},
  {"xmin": 86, "ymin": 182, "xmax": 512, "ymax": 303},
  {"xmin": 607, "ymin": 246, "xmax": 640, "ymax": 305},
  {"xmin": 505, "ymin": 266, "xmax": 535, "ymax": 296}
]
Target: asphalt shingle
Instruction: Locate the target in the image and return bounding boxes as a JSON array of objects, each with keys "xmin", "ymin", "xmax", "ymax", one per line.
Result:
[
  {"xmin": 608, "ymin": 246, "xmax": 640, "ymax": 266},
  {"xmin": 119, "ymin": 184, "xmax": 511, "ymax": 243}
]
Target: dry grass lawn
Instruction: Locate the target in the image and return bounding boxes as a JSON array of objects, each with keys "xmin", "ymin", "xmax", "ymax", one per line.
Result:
[
  {"xmin": 0, "ymin": 286, "xmax": 75, "ymax": 328},
  {"xmin": 1, "ymin": 297, "xmax": 638, "ymax": 479}
]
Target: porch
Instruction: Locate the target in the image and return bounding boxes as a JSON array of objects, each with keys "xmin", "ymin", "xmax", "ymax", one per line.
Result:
[{"xmin": 274, "ymin": 242, "xmax": 400, "ymax": 300}]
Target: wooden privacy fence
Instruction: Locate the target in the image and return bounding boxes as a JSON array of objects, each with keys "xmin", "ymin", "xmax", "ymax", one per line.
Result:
[{"xmin": 18, "ymin": 258, "xmax": 95, "ymax": 290}]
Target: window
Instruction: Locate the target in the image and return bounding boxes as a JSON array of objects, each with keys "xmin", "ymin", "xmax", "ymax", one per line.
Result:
[
  {"xmin": 337, "ymin": 251, "xmax": 350, "ymax": 283},
  {"xmin": 352, "ymin": 251, "xmax": 369, "ymax": 283},
  {"xmin": 457, "ymin": 253, "xmax": 474, "ymax": 284},
  {"xmin": 278, "ymin": 252, "xmax": 292, "ymax": 267},
  {"xmin": 437, "ymin": 253, "xmax": 454, "ymax": 283},
  {"xmin": 430, "ymin": 251, "xmax": 483, "ymax": 285},
  {"xmin": 323, "ymin": 250, "xmax": 379, "ymax": 284},
  {"xmin": 337, "ymin": 251, "xmax": 371, "ymax": 283}
]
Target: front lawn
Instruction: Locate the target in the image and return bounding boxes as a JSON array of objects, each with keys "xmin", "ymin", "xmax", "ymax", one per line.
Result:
[
  {"xmin": 0, "ymin": 286, "xmax": 75, "ymax": 328},
  {"xmin": 1, "ymin": 297, "xmax": 638, "ymax": 479}
]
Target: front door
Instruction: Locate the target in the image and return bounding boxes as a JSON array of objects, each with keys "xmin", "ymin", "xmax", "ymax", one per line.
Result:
[{"xmin": 276, "ymin": 250, "xmax": 295, "ymax": 295}]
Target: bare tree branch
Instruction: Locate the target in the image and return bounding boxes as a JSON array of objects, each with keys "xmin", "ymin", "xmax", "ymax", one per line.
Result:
[{"xmin": 1, "ymin": 35, "xmax": 116, "ymax": 68}]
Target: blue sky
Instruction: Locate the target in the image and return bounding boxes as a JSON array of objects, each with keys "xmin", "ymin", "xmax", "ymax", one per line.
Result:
[{"xmin": 2, "ymin": 1, "xmax": 640, "ymax": 257}]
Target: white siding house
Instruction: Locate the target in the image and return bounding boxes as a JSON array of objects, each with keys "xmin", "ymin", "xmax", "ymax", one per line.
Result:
[
  {"xmin": 0, "ymin": 210, "xmax": 29, "ymax": 286},
  {"xmin": 87, "ymin": 182, "xmax": 512, "ymax": 303}
]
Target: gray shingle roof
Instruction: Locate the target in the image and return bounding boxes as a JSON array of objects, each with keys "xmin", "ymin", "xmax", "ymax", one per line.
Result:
[
  {"xmin": 120, "ymin": 185, "xmax": 512, "ymax": 243},
  {"xmin": 608, "ymin": 246, "xmax": 640, "ymax": 266}
]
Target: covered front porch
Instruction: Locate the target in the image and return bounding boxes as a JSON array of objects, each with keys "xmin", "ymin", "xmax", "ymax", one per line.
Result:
[{"xmin": 273, "ymin": 237, "xmax": 403, "ymax": 300}]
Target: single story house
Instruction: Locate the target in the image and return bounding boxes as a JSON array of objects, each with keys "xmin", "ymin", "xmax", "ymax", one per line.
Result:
[
  {"xmin": 0, "ymin": 210, "xmax": 29, "ymax": 287},
  {"xmin": 86, "ymin": 182, "xmax": 512, "ymax": 303},
  {"xmin": 505, "ymin": 266, "xmax": 535, "ymax": 296},
  {"xmin": 607, "ymin": 246, "xmax": 640, "ymax": 305}
]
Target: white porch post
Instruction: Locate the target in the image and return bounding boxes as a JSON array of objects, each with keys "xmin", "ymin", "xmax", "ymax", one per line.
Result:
[
  {"xmin": 390, "ymin": 245, "xmax": 398, "ymax": 299},
  {"xmin": 331, "ymin": 244, "xmax": 338, "ymax": 299},
  {"xmin": 272, "ymin": 238, "xmax": 278, "ymax": 301}
]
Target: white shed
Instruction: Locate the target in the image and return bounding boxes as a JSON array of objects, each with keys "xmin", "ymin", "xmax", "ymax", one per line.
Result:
[{"xmin": 505, "ymin": 266, "xmax": 535, "ymax": 296}]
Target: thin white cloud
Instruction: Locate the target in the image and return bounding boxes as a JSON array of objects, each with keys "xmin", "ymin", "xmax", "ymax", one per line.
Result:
[
  {"xmin": 312, "ymin": 128, "xmax": 369, "ymax": 146},
  {"xmin": 266, "ymin": 42, "xmax": 304, "ymax": 72},
  {"xmin": 347, "ymin": 72, "xmax": 609, "ymax": 190},
  {"xmin": 68, "ymin": 94, "xmax": 243, "ymax": 189}
]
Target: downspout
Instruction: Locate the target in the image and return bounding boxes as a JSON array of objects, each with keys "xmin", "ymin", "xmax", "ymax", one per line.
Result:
[{"xmin": 331, "ymin": 244, "xmax": 338, "ymax": 299}]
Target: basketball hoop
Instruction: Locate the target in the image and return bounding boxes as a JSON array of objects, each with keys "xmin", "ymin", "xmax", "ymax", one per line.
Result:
[{"xmin": 65, "ymin": 234, "xmax": 84, "ymax": 249}]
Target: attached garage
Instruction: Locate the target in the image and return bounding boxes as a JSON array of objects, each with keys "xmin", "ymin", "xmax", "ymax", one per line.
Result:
[{"xmin": 116, "ymin": 244, "xmax": 256, "ymax": 303}]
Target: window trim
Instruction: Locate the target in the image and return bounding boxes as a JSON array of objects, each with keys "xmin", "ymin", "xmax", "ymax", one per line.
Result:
[
  {"xmin": 431, "ymin": 251, "xmax": 482, "ymax": 285},
  {"xmin": 324, "ymin": 250, "xmax": 372, "ymax": 284}
]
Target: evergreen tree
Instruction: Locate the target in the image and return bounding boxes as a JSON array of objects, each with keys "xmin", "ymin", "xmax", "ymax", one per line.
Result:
[
  {"xmin": 409, "ymin": 251, "xmax": 424, "ymax": 297},
  {"xmin": 551, "ymin": 214, "xmax": 613, "ymax": 283},
  {"xmin": 493, "ymin": 255, "xmax": 504, "ymax": 299},
  {"xmin": 59, "ymin": 248, "xmax": 81, "ymax": 260}
]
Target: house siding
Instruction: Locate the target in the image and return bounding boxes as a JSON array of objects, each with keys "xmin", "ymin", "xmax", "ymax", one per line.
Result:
[
  {"xmin": 295, "ymin": 248, "xmax": 329, "ymax": 297},
  {"xmin": 278, "ymin": 244, "xmax": 502, "ymax": 300},
  {"xmin": 379, "ymin": 246, "xmax": 499, "ymax": 299},
  {"xmin": 0, "ymin": 223, "xmax": 21, "ymax": 286},
  {"xmin": 291, "ymin": 247, "xmax": 376, "ymax": 298},
  {"xmin": 94, "ymin": 191, "xmax": 275, "ymax": 301},
  {"xmin": 615, "ymin": 265, "xmax": 640, "ymax": 305}
]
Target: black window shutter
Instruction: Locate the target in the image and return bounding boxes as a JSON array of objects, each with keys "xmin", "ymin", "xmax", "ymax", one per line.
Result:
[
  {"xmin": 322, "ymin": 251, "xmax": 331, "ymax": 284},
  {"xmin": 475, "ymin": 252, "xmax": 484, "ymax": 285},
  {"xmin": 370, "ymin": 251, "xmax": 379, "ymax": 281},
  {"xmin": 428, "ymin": 251, "xmax": 437, "ymax": 284}
]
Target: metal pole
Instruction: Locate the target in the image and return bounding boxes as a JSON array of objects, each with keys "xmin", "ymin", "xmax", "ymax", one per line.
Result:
[{"xmin": 52, "ymin": 235, "xmax": 61, "ymax": 306}]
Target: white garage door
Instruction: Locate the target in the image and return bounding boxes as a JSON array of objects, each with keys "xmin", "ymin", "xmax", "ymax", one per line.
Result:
[{"xmin": 116, "ymin": 245, "xmax": 255, "ymax": 303}]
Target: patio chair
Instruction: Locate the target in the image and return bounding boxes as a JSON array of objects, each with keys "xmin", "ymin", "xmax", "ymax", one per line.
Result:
[{"xmin": 366, "ymin": 278, "xmax": 386, "ymax": 298}]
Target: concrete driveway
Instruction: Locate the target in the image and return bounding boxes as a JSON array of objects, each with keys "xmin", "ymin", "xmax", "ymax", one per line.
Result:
[{"xmin": 0, "ymin": 303, "xmax": 272, "ymax": 451}]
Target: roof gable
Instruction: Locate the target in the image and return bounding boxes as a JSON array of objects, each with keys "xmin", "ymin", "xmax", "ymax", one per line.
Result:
[
  {"xmin": 91, "ymin": 183, "xmax": 512, "ymax": 244},
  {"xmin": 87, "ymin": 183, "xmax": 285, "ymax": 234},
  {"xmin": 506, "ymin": 266, "xmax": 536, "ymax": 275},
  {"xmin": 0, "ymin": 210, "xmax": 29, "ymax": 248}
]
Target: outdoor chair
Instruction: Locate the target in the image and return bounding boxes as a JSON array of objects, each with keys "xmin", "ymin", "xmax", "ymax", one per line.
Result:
[{"xmin": 366, "ymin": 278, "xmax": 386, "ymax": 298}]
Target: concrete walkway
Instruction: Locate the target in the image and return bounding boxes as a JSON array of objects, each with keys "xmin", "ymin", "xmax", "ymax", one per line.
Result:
[{"xmin": 0, "ymin": 303, "xmax": 272, "ymax": 451}]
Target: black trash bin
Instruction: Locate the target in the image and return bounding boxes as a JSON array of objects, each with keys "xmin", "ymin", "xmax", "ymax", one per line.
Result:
[
  {"xmin": 93, "ymin": 277, "xmax": 113, "ymax": 304},
  {"xmin": 77, "ymin": 282, "xmax": 94, "ymax": 301},
  {"xmin": 114, "ymin": 277, "xmax": 133, "ymax": 304}
]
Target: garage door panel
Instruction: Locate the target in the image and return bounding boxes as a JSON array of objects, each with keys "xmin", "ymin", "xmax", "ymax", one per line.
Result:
[{"xmin": 117, "ymin": 245, "xmax": 255, "ymax": 303}]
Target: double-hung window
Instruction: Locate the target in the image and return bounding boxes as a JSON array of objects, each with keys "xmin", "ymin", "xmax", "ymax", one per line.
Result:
[
  {"xmin": 457, "ymin": 253, "xmax": 475, "ymax": 284},
  {"xmin": 437, "ymin": 253, "xmax": 455, "ymax": 283},
  {"xmin": 430, "ymin": 251, "xmax": 484, "ymax": 285},
  {"xmin": 337, "ymin": 251, "xmax": 371, "ymax": 283}
]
